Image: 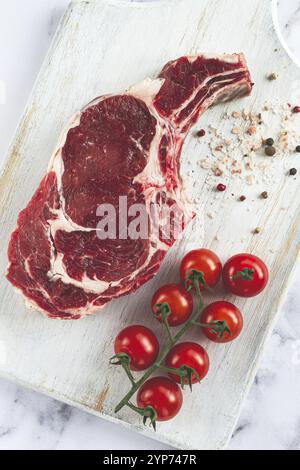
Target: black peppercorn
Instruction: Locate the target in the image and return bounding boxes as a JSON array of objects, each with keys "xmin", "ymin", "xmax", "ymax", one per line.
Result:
[
  {"xmin": 265, "ymin": 138, "xmax": 274, "ymax": 146},
  {"xmin": 265, "ymin": 146, "xmax": 276, "ymax": 157},
  {"xmin": 289, "ymin": 168, "xmax": 297, "ymax": 176},
  {"xmin": 296, "ymin": 146, "xmax": 300, "ymax": 153}
]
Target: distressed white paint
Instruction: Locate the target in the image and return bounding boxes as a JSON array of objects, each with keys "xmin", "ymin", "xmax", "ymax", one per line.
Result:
[{"xmin": 0, "ymin": 0, "xmax": 299, "ymax": 450}]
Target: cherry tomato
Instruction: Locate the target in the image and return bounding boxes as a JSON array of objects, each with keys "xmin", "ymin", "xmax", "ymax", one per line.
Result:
[
  {"xmin": 165, "ymin": 342, "xmax": 209, "ymax": 385},
  {"xmin": 137, "ymin": 376, "xmax": 183, "ymax": 421},
  {"xmin": 200, "ymin": 301, "xmax": 243, "ymax": 343},
  {"xmin": 114, "ymin": 325, "xmax": 159, "ymax": 371},
  {"xmin": 222, "ymin": 253, "xmax": 268, "ymax": 297},
  {"xmin": 180, "ymin": 249, "xmax": 222, "ymax": 291},
  {"xmin": 151, "ymin": 283, "xmax": 193, "ymax": 327}
]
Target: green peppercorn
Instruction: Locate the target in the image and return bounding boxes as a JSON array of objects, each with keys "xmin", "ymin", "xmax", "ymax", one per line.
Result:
[{"xmin": 265, "ymin": 146, "xmax": 276, "ymax": 157}]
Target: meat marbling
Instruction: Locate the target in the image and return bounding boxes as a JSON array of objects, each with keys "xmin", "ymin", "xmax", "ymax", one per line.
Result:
[{"xmin": 7, "ymin": 54, "xmax": 252, "ymax": 319}]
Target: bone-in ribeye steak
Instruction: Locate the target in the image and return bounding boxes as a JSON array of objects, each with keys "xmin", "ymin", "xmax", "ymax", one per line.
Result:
[{"xmin": 7, "ymin": 54, "xmax": 252, "ymax": 319}]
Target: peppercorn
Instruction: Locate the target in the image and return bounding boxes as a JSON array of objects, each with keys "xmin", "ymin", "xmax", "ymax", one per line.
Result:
[
  {"xmin": 296, "ymin": 146, "xmax": 300, "ymax": 153},
  {"xmin": 239, "ymin": 195, "xmax": 246, "ymax": 202},
  {"xmin": 216, "ymin": 183, "xmax": 226, "ymax": 192},
  {"xmin": 265, "ymin": 146, "xmax": 276, "ymax": 157},
  {"xmin": 197, "ymin": 129, "xmax": 206, "ymax": 137},
  {"xmin": 261, "ymin": 191, "xmax": 268, "ymax": 199},
  {"xmin": 268, "ymin": 72, "xmax": 278, "ymax": 81},
  {"xmin": 289, "ymin": 168, "xmax": 297, "ymax": 176},
  {"xmin": 293, "ymin": 106, "xmax": 300, "ymax": 114},
  {"xmin": 254, "ymin": 227, "xmax": 261, "ymax": 234},
  {"xmin": 265, "ymin": 138, "xmax": 274, "ymax": 146}
]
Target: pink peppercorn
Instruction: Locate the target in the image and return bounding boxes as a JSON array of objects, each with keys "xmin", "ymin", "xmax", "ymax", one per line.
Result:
[
  {"xmin": 293, "ymin": 106, "xmax": 300, "ymax": 114},
  {"xmin": 197, "ymin": 129, "xmax": 206, "ymax": 137},
  {"xmin": 217, "ymin": 183, "xmax": 227, "ymax": 192}
]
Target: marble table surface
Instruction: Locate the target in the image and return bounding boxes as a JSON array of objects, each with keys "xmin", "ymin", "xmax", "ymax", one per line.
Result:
[{"xmin": 0, "ymin": 0, "xmax": 300, "ymax": 450}]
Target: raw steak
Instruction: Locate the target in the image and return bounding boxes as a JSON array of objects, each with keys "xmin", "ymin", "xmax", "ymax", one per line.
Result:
[{"xmin": 7, "ymin": 54, "xmax": 252, "ymax": 319}]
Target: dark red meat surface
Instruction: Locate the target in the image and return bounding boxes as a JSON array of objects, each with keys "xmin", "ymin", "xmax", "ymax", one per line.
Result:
[{"xmin": 7, "ymin": 54, "xmax": 252, "ymax": 319}]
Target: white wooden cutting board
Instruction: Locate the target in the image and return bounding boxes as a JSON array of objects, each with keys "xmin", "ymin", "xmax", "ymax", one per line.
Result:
[{"xmin": 0, "ymin": 0, "xmax": 299, "ymax": 450}]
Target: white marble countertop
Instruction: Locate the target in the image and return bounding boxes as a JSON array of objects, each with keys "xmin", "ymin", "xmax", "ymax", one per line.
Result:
[{"xmin": 0, "ymin": 0, "xmax": 300, "ymax": 450}]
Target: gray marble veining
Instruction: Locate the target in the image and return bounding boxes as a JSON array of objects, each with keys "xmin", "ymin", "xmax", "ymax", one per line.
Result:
[{"xmin": 278, "ymin": 0, "xmax": 300, "ymax": 58}]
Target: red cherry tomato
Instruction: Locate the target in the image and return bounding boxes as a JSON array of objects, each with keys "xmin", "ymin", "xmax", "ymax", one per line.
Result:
[
  {"xmin": 151, "ymin": 283, "xmax": 193, "ymax": 327},
  {"xmin": 137, "ymin": 376, "xmax": 183, "ymax": 422},
  {"xmin": 200, "ymin": 301, "xmax": 243, "ymax": 343},
  {"xmin": 114, "ymin": 325, "xmax": 159, "ymax": 371},
  {"xmin": 165, "ymin": 342, "xmax": 209, "ymax": 385},
  {"xmin": 222, "ymin": 253, "xmax": 268, "ymax": 297},
  {"xmin": 180, "ymin": 249, "xmax": 222, "ymax": 291}
]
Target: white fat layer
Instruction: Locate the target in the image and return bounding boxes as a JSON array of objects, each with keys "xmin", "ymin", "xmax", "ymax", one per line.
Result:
[
  {"xmin": 23, "ymin": 292, "xmax": 100, "ymax": 320},
  {"xmin": 188, "ymin": 53, "xmax": 244, "ymax": 64},
  {"xmin": 179, "ymin": 75, "xmax": 249, "ymax": 132},
  {"xmin": 130, "ymin": 82, "xmax": 196, "ymax": 222},
  {"xmin": 128, "ymin": 78, "xmax": 168, "ymax": 188},
  {"xmin": 127, "ymin": 78, "xmax": 164, "ymax": 107},
  {"xmin": 132, "ymin": 114, "xmax": 166, "ymax": 188},
  {"xmin": 170, "ymin": 67, "xmax": 248, "ymax": 126},
  {"xmin": 48, "ymin": 253, "xmax": 110, "ymax": 293}
]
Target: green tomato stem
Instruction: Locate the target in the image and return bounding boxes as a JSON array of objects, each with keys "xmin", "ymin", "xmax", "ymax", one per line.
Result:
[
  {"xmin": 192, "ymin": 320, "xmax": 231, "ymax": 337},
  {"xmin": 122, "ymin": 362, "xmax": 136, "ymax": 386},
  {"xmin": 233, "ymin": 268, "xmax": 255, "ymax": 281}
]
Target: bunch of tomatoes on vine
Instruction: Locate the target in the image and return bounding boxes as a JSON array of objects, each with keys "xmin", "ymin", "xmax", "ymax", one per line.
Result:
[{"xmin": 110, "ymin": 249, "xmax": 268, "ymax": 429}]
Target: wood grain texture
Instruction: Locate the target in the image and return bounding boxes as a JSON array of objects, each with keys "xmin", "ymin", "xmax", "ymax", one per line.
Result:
[{"xmin": 0, "ymin": 0, "xmax": 299, "ymax": 450}]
